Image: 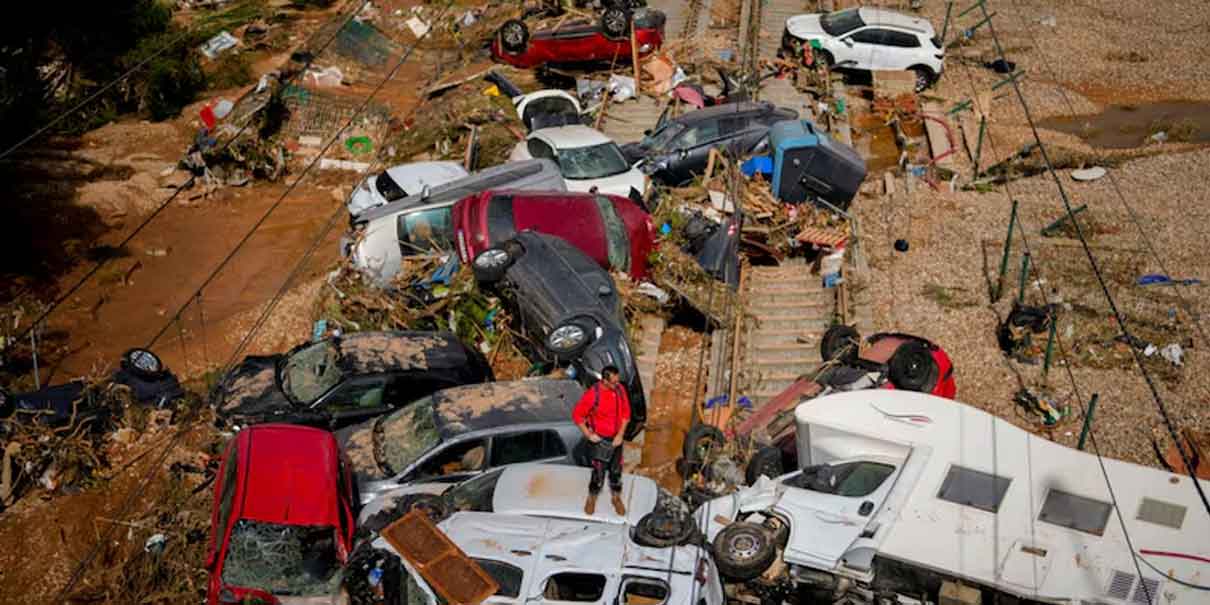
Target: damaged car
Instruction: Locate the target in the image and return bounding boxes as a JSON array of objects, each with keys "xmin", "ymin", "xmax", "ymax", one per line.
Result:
[
  {"xmin": 337, "ymin": 378, "xmax": 585, "ymax": 503},
  {"xmin": 486, "ymin": 71, "xmax": 584, "ymax": 132},
  {"xmin": 509, "ymin": 124, "xmax": 647, "ymax": 198},
  {"xmin": 818, "ymin": 326, "xmax": 956, "ymax": 399},
  {"xmin": 470, "ymin": 232, "xmax": 646, "ymax": 438},
  {"xmin": 453, "ymin": 189, "xmax": 655, "ymax": 281},
  {"xmin": 212, "ymin": 331, "xmax": 492, "ymax": 430},
  {"xmin": 205, "ymin": 423, "xmax": 357, "ymax": 605},
  {"xmin": 345, "ymin": 161, "xmax": 469, "ymax": 218},
  {"xmin": 345, "ymin": 159, "xmax": 566, "ymax": 285},
  {"xmin": 624, "ymin": 101, "xmax": 799, "ymax": 186},
  {"xmin": 492, "ymin": 8, "xmax": 666, "ymax": 69}
]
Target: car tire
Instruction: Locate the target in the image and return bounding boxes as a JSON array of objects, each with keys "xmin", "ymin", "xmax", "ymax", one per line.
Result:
[
  {"xmin": 713, "ymin": 522, "xmax": 777, "ymax": 582},
  {"xmin": 820, "ymin": 324, "xmax": 860, "ymax": 364},
  {"xmin": 120, "ymin": 348, "xmax": 167, "ymax": 380},
  {"xmin": 634, "ymin": 510, "xmax": 696, "ymax": 547},
  {"xmin": 683, "ymin": 423, "xmax": 725, "ymax": 466},
  {"xmin": 471, "ymin": 245, "xmax": 515, "ymax": 284},
  {"xmin": 888, "ymin": 340, "xmax": 939, "ymax": 392},
  {"xmin": 600, "ymin": 7, "xmax": 631, "ymax": 40},
  {"xmin": 499, "ymin": 19, "xmax": 530, "ymax": 54},
  {"xmin": 745, "ymin": 446, "xmax": 784, "ymax": 485},
  {"xmin": 910, "ymin": 65, "xmax": 935, "ymax": 92},
  {"xmin": 817, "ymin": 49, "xmax": 835, "ymax": 68}
]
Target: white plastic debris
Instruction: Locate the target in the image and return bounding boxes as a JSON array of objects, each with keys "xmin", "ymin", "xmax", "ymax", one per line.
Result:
[
  {"xmin": 406, "ymin": 16, "xmax": 431, "ymax": 38},
  {"xmin": 459, "ymin": 10, "xmax": 479, "ymax": 27},
  {"xmin": 307, "ymin": 66, "xmax": 344, "ymax": 87},
  {"xmin": 636, "ymin": 282, "xmax": 670, "ymax": 304},
  {"xmin": 708, "ymin": 190, "xmax": 734, "ymax": 213},
  {"xmin": 200, "ymin": 31, "xmax": 239, "ymax": 59},
  {"xmin": 1071, "ymin": 166, "xmax": 1106, "ymax": 181},
  {"xmin": 1150, "ymin": 131, "xmax": 1168, "ymax": 143},
  {"xmin": 608, "ymin": 75, "xmax": 636, "ymax": 102},
  {"xmin": 1144, "ymin": 344, "xmax": 1157, "ymax": 357},
  {"xmin": 1160, "ymin": 343, "xmax": 1184, "ymax": 366},
  {"xmin": 319, "ymin": 159, "xmax": 372, "ymax": 172},
  {"xmin": 1038, "ymin": 15, "xmax": 1057, "ymax": 27},
  {"xmin": 144, "ymin": 533, "xmax": 167, "ymax": 555}
]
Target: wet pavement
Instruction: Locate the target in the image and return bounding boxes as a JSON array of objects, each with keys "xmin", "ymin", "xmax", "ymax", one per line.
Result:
[{"xmin": 1039, "ymin": 100, "xmax": 1210, "ymax": 148}]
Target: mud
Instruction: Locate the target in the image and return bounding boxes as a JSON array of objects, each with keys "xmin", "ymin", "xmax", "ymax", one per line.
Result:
[
  {"xmin": 435, "ymin": 379, "xmax": 581, "ymax": 436},
  {"xmin": 638, "ymin": 326, "xmax": 705, "ymax": 493},
  {"xmin": 340, "ymin": 332, "xmax": 450, "ymax": 373},
  {"xmin": 343, "ymin": 423, "xmax": 381, "ymax": 481},
  {"xmin": 1038, "ymin": 101, "xmax": 1210, "ymax": 148}
]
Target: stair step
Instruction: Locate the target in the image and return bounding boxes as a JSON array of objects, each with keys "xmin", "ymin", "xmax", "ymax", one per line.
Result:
[
  {"xmin": 751, "ymin": 316, "xmax": 834, "ymax": 332},
  {"xmin": 747, "ymin": 301, "xmax": 832, "ymax": 317},
  {"xmin": 747, "ymin": 329, "xmax": 823, "ymax": 346},
  {"xmin": 746, "ymin": 345, "xmax": 819, "ymax": 362},
  {"xmin": 749, "ymin": 355, "xmax": 818, "ymax": 367}
]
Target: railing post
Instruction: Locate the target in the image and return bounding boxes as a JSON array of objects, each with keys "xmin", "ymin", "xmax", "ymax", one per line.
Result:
[
  {"xmin": 1042, "ymin": 314, "xmax": 1057, "ymax": 380},
  {"xmin": 1077, "ymin": 394, "xmax": 1099, "ymax": 450},
  {"xmin": 1017, "ymin": 252, "xmax": 1031, "ymax": 304},
  {"xmin": 995, "ymin": 200, "xmax": 1018, "ymax": 301}
]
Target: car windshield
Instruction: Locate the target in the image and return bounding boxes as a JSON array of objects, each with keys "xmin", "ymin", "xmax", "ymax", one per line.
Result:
[
  {"xmin": 443, "ymin": 467, "xmax": 505, "ymax": 512},
  {"xmin": 642, "ymin": 123, "xmax": 684, "ymax": 152},
  {"xmin": 377, "ymin": 398, "xmax": 441, "ymax": 476},
  {"xmin": 820, "ymin": 9, "xmax": 864, "ymax": 36},
  {"xmin": 375, "ymin": 171, "xmax": 407, "ymax": 202},
  {"xmin": 281, "ymin": 341, "xmax": 342, "ymax": 405},
  {"xmin": 221, "ymin": 520, "xmax": 341, "ymax": 597},
  {"xmin": 787, "ymin": 461, "xmax": 895, "ymax": 498},
  {"xmin": 558, "ymin": 142, "xmax": 631, "ymax": 180}
]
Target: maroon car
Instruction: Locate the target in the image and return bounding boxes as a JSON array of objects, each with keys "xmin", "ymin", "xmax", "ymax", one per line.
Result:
[
  {"xmin": 492, "ymin": 8, "xmax": 665, "ymax": 69},
  {"xmin": 453, "ymin": 189, "xmax": 655, "ymax": 280}
]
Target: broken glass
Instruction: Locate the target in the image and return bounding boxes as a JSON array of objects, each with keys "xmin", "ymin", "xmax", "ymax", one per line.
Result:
[
  {"xmin": 222, "ymin": 520, "xmax": 341, "ymax": 597},
  {"xmin": 282, "ymin": 341, "xmax": 343, "ymax": 404}
]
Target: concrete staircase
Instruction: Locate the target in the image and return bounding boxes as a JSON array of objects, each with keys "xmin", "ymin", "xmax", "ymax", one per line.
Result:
[
  {"xmin": 625, "ymin": 315, "xmax": 665, "ymax": 472},
  {"xmin": 736, "ymin": 261, "xmax": 835, "ymax": 408}
]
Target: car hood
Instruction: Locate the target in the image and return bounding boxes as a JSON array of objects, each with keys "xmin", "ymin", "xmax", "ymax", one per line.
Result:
[
  {"xmin": 214, "ymin": 355, "xmax": 293, "ymax": 423},
  {"xmin": 349, "ymin": 214, "xmax": 403, "ymax": 285},
  {"xmin": 565, "ymin": 166, "xmax": 646, "ymax": 198},
  {"xmin": 786, "ymin": 14, "xmax": 826, "ymax": 38}
]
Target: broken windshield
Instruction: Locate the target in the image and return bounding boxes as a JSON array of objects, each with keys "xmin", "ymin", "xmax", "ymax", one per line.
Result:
[
  {"xmin": 820, "ymin": 9, "xmax": 864, "ymax": 36},
  {"xmin": 376, "ymin": 171, "xmax": 407, "ymax": 202},
  {"xmin": 788, "ymin": 461, "xmax": 894, "ymax": 498},
  {"xmin": 443, "ymin": 467, "xmax": 504, "ymax": 512},
  {"xmin": 643, "ymin": 123, "xmax": 684, "ymax": 152},
  {"xmin": 378, "ymin": 398, "xmax": 441, "ymax": 476},
  {"xmin": 222, "ymin": 520, "xmax": 341, "ymax": 597},
  {"xmin": 281, "ymin": 340, "xmax": 343, "ymax": 405},
  {"xmin": 558, "ymin": 142, "xmax": 631, "ymax": 180}
]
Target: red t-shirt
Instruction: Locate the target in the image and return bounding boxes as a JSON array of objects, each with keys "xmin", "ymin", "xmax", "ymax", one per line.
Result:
[{"xmin": 572, "ymin": 382, "xmax": 631, "ymax": 439}]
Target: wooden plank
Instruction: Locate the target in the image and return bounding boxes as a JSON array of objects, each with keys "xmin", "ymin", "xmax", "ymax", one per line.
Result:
[{"xmin": 383, "ymin": 511, "xmax": 498, "ymax": 605}]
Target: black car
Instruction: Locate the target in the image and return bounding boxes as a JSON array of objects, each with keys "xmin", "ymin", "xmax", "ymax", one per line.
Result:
[
  {"xmin": 622, "ymin": 101, "xmax": 798, "ymax": 185},
  {"xmin": 212, "ymin": 331, "xmax": 493, "ymax": 429},
  {"xmin": 469, "ymin": 231, "xmax": 645, "ymax": 439}
]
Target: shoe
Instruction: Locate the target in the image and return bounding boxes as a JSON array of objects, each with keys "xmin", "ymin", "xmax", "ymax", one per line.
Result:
[
  {"xmin": 611, "ymin": 490, "xmax": 626, "ymax": 516},
  {"xmin": 584, "ymin": 492, "xmax": 597, "ymax": 515}
]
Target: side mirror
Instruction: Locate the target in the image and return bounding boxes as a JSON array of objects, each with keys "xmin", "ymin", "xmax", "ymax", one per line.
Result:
[
  {"xmin": 859, "ymin": 501, "xmax": 874, "ymax": 516},
  {"xmin": 420, "ymin": 184, "xmax": 431, "ymax": 200},
  {"xmin": 643, "ymin": 129, "xmax": 652, "ymax": 137}
]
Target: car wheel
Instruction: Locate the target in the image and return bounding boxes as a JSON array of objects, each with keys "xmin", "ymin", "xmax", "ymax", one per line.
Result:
[
  {"xmin": 888, "ymin": 340, "xmax": 939, "ymax": 392},
  {"xmin": 745, "ymin": 446, "xmax": 784, "ymax": 485},
  {"xmin": 911, "ymin": 66, "xmax": 935, "ymax": 92},
  {"xmin": 817, "ymin": 49, "xmax": 835, "ymax": 68},
  {"xmin": 546, "ymin": 321, "xmax": 592, "ymax": 359},
  {"xmin": 121, "ymin": 348, "xmax": 166, "ymax": 380},
  {"xmin": 634, "ymin": 510, "xmax": 696, "ymax": 547},
  {"xmin": 499, "ymin": 19, "xmax": 530, "ymax": 54},
  {"xmin": 713, "ymin": 522, "xmax": 777, "ymax": 581},
  {"xmin": 820, "ymin": 324, "xmax": 860, "ymax": 364},
  {"xmin": 472, "ymin": 246, "xmax": 514, "ymax": 284},
  {"xmin": 682, "ymin": 423, "xmax": 725, "ymax": 467},
  {"xmin": 600, "ymin": 7, "xmax": 631, "ymax": 40}
]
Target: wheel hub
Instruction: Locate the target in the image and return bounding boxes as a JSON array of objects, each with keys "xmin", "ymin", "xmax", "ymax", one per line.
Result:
[{"xmin": 729, "ymin": 534, "xmax": 759, "ymax": 559}]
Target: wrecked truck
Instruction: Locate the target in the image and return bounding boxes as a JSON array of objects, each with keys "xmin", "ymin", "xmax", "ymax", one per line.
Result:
[
  {"xmin": 696, "ymin": 390, "xmax": 1210, "ymax": 604},
  {"xmin": 470, "ymin": 231, "xmax": 646, "ymax": 439},
  {"xmin": 212, "ymin": 331, "xmax": 491, "ymax": 430}
]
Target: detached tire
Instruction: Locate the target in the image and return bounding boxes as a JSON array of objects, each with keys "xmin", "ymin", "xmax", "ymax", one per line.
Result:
[
  {"xmin": 745, "ymin": 446, "xmax": 784, "ymax": 485},
  {"xmin": 499, "ymin": 19, "xmax": 530, "ymax": 54},
  {"xmin": 713, "ymin": 522, "xmax": 776, "ymax": 581},
  {"xmin": 121, "ymin": 348, "xmax": 166, "ymax": 380},
  {"xmin": 888, "ymin": 340, "xmax": 939, "ymax": 392},
  {"xmin": 600, "ymin": 7, "xmax": 631, "ymax": 39},
  {"xmin": 820, "ymin": 325, "xmax": 860, "ymax": 364},
  {"xmin": 634, "ymin": 510, "xmax": 695, "ymax": 547},
  {"xmin": 683, "ymin": 424, "xmax": 725, "ymax": 466}
]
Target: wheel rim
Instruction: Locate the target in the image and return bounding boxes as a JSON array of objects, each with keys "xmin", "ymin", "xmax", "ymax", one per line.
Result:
[
  {"xmin": 728, "ymin": 533, "xmax": 760, "ymax": 560},
  {"xmin": 548, "ymin": 324, "xmax": 586, "ymax": 351},
  {"xmin": 503, "ymin": 25, "xmax": 524, "ymax": 47},
  {"xmin": 128, "ymin": 349, "xmax": 160, "ymax": 373},
  {"xmin": 605, "ymin": 12, "xmax": 626, "ymax": 33},
  {"xmin": 475, "ymin": 249, "xmax": 508, "ymax": 270},
  {"xmin": 915, "ymin": 70, "xmax": 929, "ymax": 91}
]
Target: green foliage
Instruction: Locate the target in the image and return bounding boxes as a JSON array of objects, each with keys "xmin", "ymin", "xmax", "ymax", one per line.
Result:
[{"xmin": 207, "ymin": 52, "xmax": 254, "ymax": 91}]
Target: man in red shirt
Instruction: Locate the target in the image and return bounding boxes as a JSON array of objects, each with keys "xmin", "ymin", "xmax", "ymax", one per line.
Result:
[{"xmin": 572, "ymin": 365, "xmax": 630, "ymax": 515}]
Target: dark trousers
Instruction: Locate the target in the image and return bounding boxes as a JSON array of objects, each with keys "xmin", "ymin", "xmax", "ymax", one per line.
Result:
[{"xmin": 587, "ymin": 439, "xmax": 623, "ymax": 494}]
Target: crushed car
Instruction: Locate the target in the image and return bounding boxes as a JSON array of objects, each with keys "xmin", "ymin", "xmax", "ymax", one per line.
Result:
[
  {"xmin": 345, "ymin": 161, "xmax": 469, "ymax": 218},
  {"xmin": 492, "ymin": 8, "xmax": 666, "ymax": 69},
  {"xmin": 695, "ymin": 389, "xmax": 1210, "ymax": 604},
  {"xmin": 818, "ymin": 326, "xmax": 956, "ymax": 399},
  {"xmin": 212, "ymin": 331, "xmax": 492, "ymax": 430},
  {"xmin": 345, "ymin": 159, "xmax": 566, "ymax": 285},
  {"xmin": 470, "ymin": 231, "xmax": 646, "ymax": 439},
  {"xmin": 623, "ymin": 101, "xmax": 799, "ymax": 186},
  {"xmin": 205, "ymin": 424, "xmax": 357, "ymax": 605},
  {"xmin": 485, "ymin": 71, "xmax": 584, "ymax": 132},
  {"xmin": 336, "ymin": 378, "xmax": 585, "ymax": 503},
  {"xmin": 453, "ymin": 189, "xmax": 655, "ymax": 280},
  {"xmin": 509, "ymin": 124, "xmax": 647, "ymax": 198}
]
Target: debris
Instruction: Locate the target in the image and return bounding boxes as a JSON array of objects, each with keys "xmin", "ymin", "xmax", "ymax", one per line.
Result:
[
  {"xmin": 200, "ymin": 31, "xmax": 240, "ymax": 60},
  {"xmin": 144, "ymin": 533, "xmax": 167, "ymax": 555},
  {"xmin": 984, "ymin": 59, "xmax": 1016, "ymax": 74},
  {"xmin": 1160, "ymin": 343, "xmax": 1184, "ymax": 366},
  {"xmin": 1150, "ymin": 131, "xmax": 1168, "ymax": 143},
  {"xmin": 406, "ymin": 16, "xmax": 431, "ymax": 38},
  {"xmin": 212, "ymin": 99, "xmax": 234, "ymax": 120},
  {"xmin": 1038, "ymin": 15, "xmax": 1057, "ymax": 27},
  {"xmin": 636, "ymin": 282, "xmax": 670, "ymax": 304},
  {"xmin": 319, "ymin": 159, "xmax": 372, "ymax": 172},
  {"xmin": 306, "ymin": 66, "xmax": 345, "ymax": 87},
  {"xmin": 1138, "ymin": 273, "xmax": 1202, "ymax": 287},
  {"xmin": 893, "ymin": 239, "xmax": 909, "ymax": 252},
  {"xmin": 608, "ymin": 75, "xmax": 636, "ymax": 103},
  {"xmin": 1070, "ymin": 166, "xmax": 1106, "ymax": 181}
]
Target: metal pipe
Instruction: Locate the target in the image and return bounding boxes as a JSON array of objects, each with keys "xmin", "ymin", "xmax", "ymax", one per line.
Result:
[
  {"xmin": 994, "ymin": 200, "xmax": 1018, "ymax": 301},
  {"xmin": 1078, "ymin": 394, "xmax": 1099, "ymax": 450},
  {"xmin": 1017, "ymin": 251, "xmax": 1031, "ymax": 304}
]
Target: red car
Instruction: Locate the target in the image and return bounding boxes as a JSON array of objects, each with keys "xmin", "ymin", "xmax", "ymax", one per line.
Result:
[
  {"xmin": 491, "ymin": 8, "xmax": 665, "ymax": 69},
  {"xmin": 205, "ymin": 424, "xmax": 356, "ymax": 605},
  {"xmin": 821, "ymin": 327, "xmax": 956, "ymax": 398},
  {"xmin": 453, "ymin": 189, "xmax": 656, "ymax": 280}
]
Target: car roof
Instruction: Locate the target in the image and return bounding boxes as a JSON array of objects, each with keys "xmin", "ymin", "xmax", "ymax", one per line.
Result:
[
  {"xmin": 441, "ymin": 510, "xmax": 702, "ymax": 576},
  {"xmin": 234, "ymin": 424, "xmax": 342, "ymax": 526},
  {"xmin": 335, "ymin": 331, "xmax": 469, "ymax": 375},
  {"xmin": 358, "ymin": 159, "xmax": 564, "ymax": 224},
  {"xmin": 505, "ymin": 232, "xmax": 618, "ymax": 321},
  {"xmin": 433, "ymin": 378, "xmax": 583, "ymax": 440},
  {"xmin": 491, "ymin": 464, "xmax": 659, "ymax": 526},
  {"xmin": 672, "ymin": 100, "xmax": 776, "ymax": 126},
  {"xmin": 857, "ymin": 7, "xmax": 936, "ymax": 34},
  {"xmin": 383, "ymin": 161, "xmax": 467, "ymax": 185},
  {"xmin": 532, "ymin": 124, "xmax": 613, "ymax": 149}
]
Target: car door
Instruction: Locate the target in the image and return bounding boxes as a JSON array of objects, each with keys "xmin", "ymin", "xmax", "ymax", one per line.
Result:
[
  {"xmin": 838, "ymin": 27, "xmax": 889, "ymax": 70},
  {"xmin": 878, "ymin": 30, "xmax": 922, "ymax": 70},
  {"xmin": 720, "ymin": 115, "xmax": 760, "ymax": 153},
  {"xmin": 403, "ymin": 436, "xmax": 491, "ymax": 485},
  {"xmin": 670, "ymin": 119, "xmax": 721, "ymax": 182},
  {"xmin": 315, "ymin": 374, "xmax": 394, "ymax": 429},
  {"xmin": 398, "ymin": 206, "xmax": 456, "ymax": 256},
  {"xmin": 488, "ymin": 429, "xmax": 572, "ymax": 469},
  {"xmin": 206, "ymin": 440, "xmax": 242, "ymax": 598}
]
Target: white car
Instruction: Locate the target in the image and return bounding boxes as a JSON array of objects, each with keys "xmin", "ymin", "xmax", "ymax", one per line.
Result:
[
  {"xmin": 782, "ymin": 7, "xmax": 944, "ymax": 91},
  {"xmin": 509, "ymin": 125, "xmax": 647, "ymax": 199},
  {"xmin": 346, "ymin": 161, "xmax": 469, "ymax": 217}
]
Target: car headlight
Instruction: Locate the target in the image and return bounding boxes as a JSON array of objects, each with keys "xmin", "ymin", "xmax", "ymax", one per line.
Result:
[{"xmin": 548, "ymin": 324, "xmax": 588, "ymax": 354}]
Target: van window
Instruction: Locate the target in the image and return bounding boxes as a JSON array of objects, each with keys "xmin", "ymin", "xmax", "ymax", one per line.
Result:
[
  {"xmin": 544, "ymin": 572, "xmax": 607, "ymax": 602},
  {"xmin": 937, "ymin": 465, "xmax": 1011, "ymax": 513},
  {"xmin": 473, "ymin": 558, "xmax": 524, "ymax": 598},
  {"xmin": 786, "ymin": 461, "xmax": 894, "ymax": 498},
  {"xmin": 621, "ymin": 579, "xmax": 669, "ymax": 605},
  {"xmin": 1038, "ymin": 489, "xmax": 1112, "ymax": 536}
]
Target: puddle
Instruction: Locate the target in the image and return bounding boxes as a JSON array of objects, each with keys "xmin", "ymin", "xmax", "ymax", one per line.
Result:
[
  {"xmin": 1038, "ymin": 101, "xmax": 1210, "ymax": 148},
  {"xmin": 852, "ymin": 113, "xmax": 901, "ymax": 173}
]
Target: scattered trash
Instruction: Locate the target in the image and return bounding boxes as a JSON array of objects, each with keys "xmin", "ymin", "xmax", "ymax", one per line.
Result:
[
  {"xmin": 1160, "ymin": 344, "xmax": 1184, "ymax": 366},
  {"xmin": 405, "ymin": 16, "xmax": 431, "ymax": 38},
  {"xmin": 608, "ymin": 75, "xmax": 636, "ymax": 103},
  {"xmin": 212, "ymin": 99, "xmax": 234, "ymax": 120},
  {"xmin": 319, "ymin": 159, "xmax": 372, "ymax": 172},
  {"xmin": 307, "ymin": 66, "xmax": 345, "ymax": 87},
  {"xmin": 200, "ymin": 31, "xmax": 239, "ymax": 60},
  {"xmin": 345, "ymin": 136, "xmax": 373, "ymax": 155},
  {"xmin": 1150, "ymin": 131, "xmax": 1168, "ymax": 143},
  {"xmin": 1038, "ymin": 15, "xmax": 1057, "ymax": 27},
  {"xmin": 144, "ymin": 533, "xmax": 167, "ymax": 555},
  {"xmin": 636, "ymin": 282, "xmax": 670, "ymax": 304},
  {"xmin": 894, "ymin": 239, "xmax": 909, "ymax": 252},
  {"xmin": 984, "ymin": 59, "xmax": 1016, "ymax": 74},
  {"xmin": 1014, "ymin": 388, "xmax": 1064, "ymax": 425},
  {"xmin": 458, "ymin": 10, "xmax": 479, "ymax": 28},
  {"xmin": 1138, "ymin": 273, "xmax": 1202, "ymax": 287},
  {"xmin": 1070, "ymin": 166, "xmax": 1106, "ymax": 181}
]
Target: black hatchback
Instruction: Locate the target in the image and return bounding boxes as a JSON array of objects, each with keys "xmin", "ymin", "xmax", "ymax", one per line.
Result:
[
  {"xmin": 622, "ymin": 101, "xmax": 798, "ymax": 185},
  {"xmin": 470, "ymin": 231, "xmax": 646, "ymax": 439}
]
